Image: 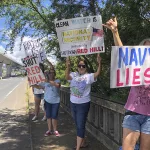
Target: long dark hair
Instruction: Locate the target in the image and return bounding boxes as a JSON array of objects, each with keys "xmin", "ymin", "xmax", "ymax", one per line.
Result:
[
  {"xmin": 39, "ymin": 63, "xmax": 45, "ymax": 73},
  {"xmin": 78, "ymin": 59, "xmax": 91, "ymax": 73},
  {"xmin": 44, "ymin": 69, "xmax": 56, "ymax": 81}
]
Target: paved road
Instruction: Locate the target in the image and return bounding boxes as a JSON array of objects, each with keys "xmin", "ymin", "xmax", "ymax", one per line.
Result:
[
  {"xmin": 0, "ymin": 77, "xmax": 31, "ymax": 150},
  {"xmin": 0, "ymin": 77, "xmax": 24, "ymax": 101}
]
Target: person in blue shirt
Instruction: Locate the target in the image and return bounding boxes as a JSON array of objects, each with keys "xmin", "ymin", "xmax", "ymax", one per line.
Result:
[{"xmin": 32, "ymin": 64, "xmax": 61, "ymax": 137}]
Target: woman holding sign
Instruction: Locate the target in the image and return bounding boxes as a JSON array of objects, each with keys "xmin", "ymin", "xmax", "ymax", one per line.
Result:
[
  {"xmin": 103, "ymin": 17, "xmax": 150, "ymax": 150},
  {"xmin": 32, "ymin": 65, "xmax": 61, "ymax": 137},
  {"xmin": 65, "ymin": 54, "xmax": 101, "ymax": 150},
  {"xmin": 32, "ymin": 63, "xmax": 46, "ymax": 121}
]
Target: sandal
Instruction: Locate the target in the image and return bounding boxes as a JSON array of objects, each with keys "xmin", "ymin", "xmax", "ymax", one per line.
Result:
[
  {"xmin": 73, "ymin": 143, "xmax": 89, "ymax": 149},
  {"xmin": 80, "ymin": 144, "xmax": 89, "ymax": 148}
]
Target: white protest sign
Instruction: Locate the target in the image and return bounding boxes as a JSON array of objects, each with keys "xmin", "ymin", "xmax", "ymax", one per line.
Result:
[
  {"xmin": 55, "ymin": 15, "xmax": 104, "ymax": 57},
  {"xmin": 23, "ymin": 39, "xmax": 46, "ymax": 63},
  {"xmin": 111, "ymin": 46, "xmax": 150, "ymax": 88},
  {"xmin": 22, "ymin": 55, "xmax": 45, "ymax": 85}
]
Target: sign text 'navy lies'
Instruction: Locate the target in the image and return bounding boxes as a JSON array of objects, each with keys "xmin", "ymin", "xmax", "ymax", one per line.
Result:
[{"xmin": 111, "ymin": 46, "xmax": 150, "ymax": 88}]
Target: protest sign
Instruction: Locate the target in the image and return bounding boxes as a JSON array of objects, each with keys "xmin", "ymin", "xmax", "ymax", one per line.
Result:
[
  {"xmin": 23, "ymin": 39, "xmax": 46, "ymax": 63},
  {"xmin": 55, "ymin": 15, "xmax": 104, "ymax": 57},
  {"xmin": 111, "ymin": 46, "xmax": 150, "ymax": 88},
  {"xmin": 22, "ymin": 55, "xmax": 45, "ymax": 85}
]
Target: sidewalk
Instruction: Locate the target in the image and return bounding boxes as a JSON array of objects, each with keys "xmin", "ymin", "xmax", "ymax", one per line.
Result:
[{"xmin": 28, "ymin": 91, "xmax": 108, "ymax": 150}]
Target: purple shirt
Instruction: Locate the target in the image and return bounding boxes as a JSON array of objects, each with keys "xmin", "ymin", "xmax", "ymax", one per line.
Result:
[{"xmin": 125, "ymin": 85, "xmax": 150, "ymax": 116}]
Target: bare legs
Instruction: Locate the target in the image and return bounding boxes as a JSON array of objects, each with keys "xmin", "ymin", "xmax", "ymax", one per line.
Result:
[
  {"xmin": 140, "ymin": 133, "xmax": 150, "ymax": 150},
  {"xmin": 47, "ymin": 118, "xmax": 58, "ymax": 132},
  {"xmin": 47, "ymin": 118, "xmax": 52, "ymax": 131},
  {"xmin": 123, "ymin": 128, "xmax": 150, "ymax": 150},
  {"xmin": 76, "ymin": 136, "xmax": 83, "ymax": 150},
  {"xmin": 33, "ymin": 96, "xmax": 46, "ymax": 120},
  {"xmin": 34, "ymin": 96, "xmax": 41, "ymax": 117},
  {"xmin": 52, "ymin": 119, "xmax": 58, "ymax": 131}
]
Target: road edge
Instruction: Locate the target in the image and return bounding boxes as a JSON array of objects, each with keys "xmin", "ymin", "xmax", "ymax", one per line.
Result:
[{"xmin": 26, "ymin": 81, "xmax": 33, "ymax": 150}]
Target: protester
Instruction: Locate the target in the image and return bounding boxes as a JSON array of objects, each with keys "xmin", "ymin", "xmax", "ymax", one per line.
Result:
[
  {"xmin": 32, "ymin": 62, "xmax": 61, "ymax": 137},
  {"xmin": 65, "ymin": 54, "xmax": 101, "ymax": 150},
  {"xmin": 103, "ymin": 17, "xmax": 150, "ymax": 150},
  {"xmin": 32, "ymin": 63, "xmax": 46, "ymax": 121}
]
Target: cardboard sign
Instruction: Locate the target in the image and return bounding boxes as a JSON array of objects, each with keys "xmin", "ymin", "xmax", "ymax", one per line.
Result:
[
  {"xmin": 55, "ymin": 15, "xmax": 104, "ymax": 57},
  {"xmin": 111, "ymin": 46, "xmax": 150, "ymax": 88},
  {"xmin": 22, "ymin": 55, "xmax": 45, "ymax": 85},
  {"xmin": 23, "ymin": 39, "xmax": 46, "ymax": 63}
]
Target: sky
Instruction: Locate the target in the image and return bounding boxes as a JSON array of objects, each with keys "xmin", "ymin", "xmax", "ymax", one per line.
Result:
[
  {"xmin": 0, "ymin": 17, "xmax": 56, "ymax": 66},
  {"xmin": 0, "ymin": 0, "xmax": 104, "ymax": 66}
]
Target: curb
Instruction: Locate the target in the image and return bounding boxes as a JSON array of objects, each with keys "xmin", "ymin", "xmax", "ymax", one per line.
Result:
[{"xmin": 26, "ymin": 82, "xmax": 33, "ymax": 150}]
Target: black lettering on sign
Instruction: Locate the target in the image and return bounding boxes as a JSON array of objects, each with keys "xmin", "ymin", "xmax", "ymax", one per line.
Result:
[
  {"xmin": 56, "ymin": 21, "xmax": 69, "ymax": 28},
  {"xmin": 23, "ymin": 56, "xmax": 37, "ymax": 67},
  {"xmin": 93, "ymin": 17, "xmax": 97, "ymax": 22}
]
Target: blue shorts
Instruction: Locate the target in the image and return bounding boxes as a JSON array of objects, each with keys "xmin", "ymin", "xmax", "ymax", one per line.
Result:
[
  {"xmin": 34, "ymin": 94, "xmax": 44, "ymax": 99},
  {"xmin": 44, "ymin": 101, "xmax": 60, "ymax": 119},
  {"xmin": 122, "ymin": 113, "xmax": 150, "ymax": 134}
]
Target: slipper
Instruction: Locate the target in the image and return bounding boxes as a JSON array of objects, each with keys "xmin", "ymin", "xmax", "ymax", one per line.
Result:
[
  {"xmin": 80, "ymin": 143, "xmax": 89, "ymax": 148},
  {"xmin": 73, "ymin": 143, "xmax": 89, "ymax": 149}
]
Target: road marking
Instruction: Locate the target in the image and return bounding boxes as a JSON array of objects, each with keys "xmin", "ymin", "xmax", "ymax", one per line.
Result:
[{"xmin": 0, "ymin": 79, "xmax": 24, "ymax": 104}]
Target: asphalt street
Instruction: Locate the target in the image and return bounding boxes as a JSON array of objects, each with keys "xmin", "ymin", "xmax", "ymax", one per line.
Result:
[
  {"xmin": 0, "ymin": 77, "xmax": 31, "ymax": 150},
  {"xmin": 0, "ymin": 77, "xmax": 24, "ymax": 102}
]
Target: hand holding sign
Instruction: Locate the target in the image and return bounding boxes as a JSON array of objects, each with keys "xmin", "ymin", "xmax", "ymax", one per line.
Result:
[
  {"xmin": 66, "ymin": 57, "xmax": 71, "ymax": 68},
  {"xmin": 97, "ymin": 53, "xmax": 101, "ymax": 64},
  {"xmin": 103, "ymin": 17, "xmax": 118, "ymax": 33}
]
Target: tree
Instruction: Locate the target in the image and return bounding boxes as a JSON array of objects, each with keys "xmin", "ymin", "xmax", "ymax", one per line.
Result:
[{"xmin": 0, "ymin": 0, "xmax": 149, "ymax": 103}]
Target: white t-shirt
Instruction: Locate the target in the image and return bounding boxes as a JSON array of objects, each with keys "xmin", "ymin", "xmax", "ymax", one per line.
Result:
[
  {"xmin": 33, "ymin": 87, "xmax": 44, "ymax": 94},
  {"xmin": 69, "ymin": 72, "xmax": 95, "ymax": 104}
]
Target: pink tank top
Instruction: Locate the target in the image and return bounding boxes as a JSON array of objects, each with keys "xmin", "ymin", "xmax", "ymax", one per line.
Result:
[{"xmin": 124, "ymin": 85, "xmax": 150, "ymax": 116}]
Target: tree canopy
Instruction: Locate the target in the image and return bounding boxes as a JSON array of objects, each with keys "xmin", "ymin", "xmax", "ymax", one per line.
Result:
[{"xmin": 0, "ymin": 0, "xmax": 149, "ymax": 103}]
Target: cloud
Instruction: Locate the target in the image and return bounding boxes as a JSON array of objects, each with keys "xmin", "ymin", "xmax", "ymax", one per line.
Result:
[{"xmin": 0, "ymin": 36, "xmax": 57, "ymax": 65}]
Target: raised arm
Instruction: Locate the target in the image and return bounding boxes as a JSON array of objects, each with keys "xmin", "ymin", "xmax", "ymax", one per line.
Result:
[
  {"xmin": 103, "ymin": 17, "xmax": 123, "ymax": 46},
  {"xmin": 94, "ymin": 54, "xmax": 101, "ymax": 80},
  {"xmin": 65, "ymin": 57, "xmax": 72, "ymax": 80}
]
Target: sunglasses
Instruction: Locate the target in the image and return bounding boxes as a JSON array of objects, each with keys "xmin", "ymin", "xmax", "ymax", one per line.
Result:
[{"xmin": 78, "ymin": 64, "xmax": 86, "ymax": 68}]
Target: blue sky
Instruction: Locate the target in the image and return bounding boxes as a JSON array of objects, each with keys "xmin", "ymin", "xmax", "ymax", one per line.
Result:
[
  {"xmin": 0, "ymin": 0, "xmax": 105, "ymax": 64},
  {"xmin": 0, "ymin": 18, "xmax": 5, "ymax": 30},
  {"xmin": 0, "ymin": 18, "xmax": 6, "ymax": 48},
  {"xmin": 0, "ymin": 16, "xmax": 56, "ymax": 65}
]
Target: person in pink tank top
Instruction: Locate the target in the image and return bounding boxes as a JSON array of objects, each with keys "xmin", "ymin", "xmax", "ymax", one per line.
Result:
[{"xmin": 103, "ymin": 18, "xmax": 150, "ymax": 150}]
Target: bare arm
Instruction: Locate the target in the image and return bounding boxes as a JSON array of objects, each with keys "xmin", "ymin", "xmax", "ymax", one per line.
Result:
[
  {"xmin": 103, "ymin": 17, "xmax": 123, "ymax": 46},
  {"xmin": 65, "ymin": 57, "xmax": 72, "ymax": 80},
  {"xmin": 49, "ymin": 81, "xmax": 61, "ymax": 88},
  {"xmin": 94, "ymin": 54, "xmax": 101, "ymax": 80},
  {"xmin": 32, "ymin": 84, "xmax": 44, "ymax": 89}
]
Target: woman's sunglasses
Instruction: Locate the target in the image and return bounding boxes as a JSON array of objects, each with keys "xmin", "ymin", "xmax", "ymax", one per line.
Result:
[{"xmin": 78, "ymin": 64, "xmax": 86, "ymax": 68}]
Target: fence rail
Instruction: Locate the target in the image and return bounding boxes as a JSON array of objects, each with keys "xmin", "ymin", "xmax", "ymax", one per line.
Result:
[{"xmin": 60, "ymin": 87, "xmax": 125, "ymax": 150}]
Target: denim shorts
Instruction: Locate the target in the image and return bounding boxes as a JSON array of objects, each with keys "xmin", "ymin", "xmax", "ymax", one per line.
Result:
[
  {"xmin": 122, "ymin": 113, "xmax": 150, "ymax": 134},
  {"xmin": 34, "ymin": 94, "xmax": 44, "ymax": 99},
  {"xmin": 44, "ymin": 101, "xmax": 60, "ymax": 119}
]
